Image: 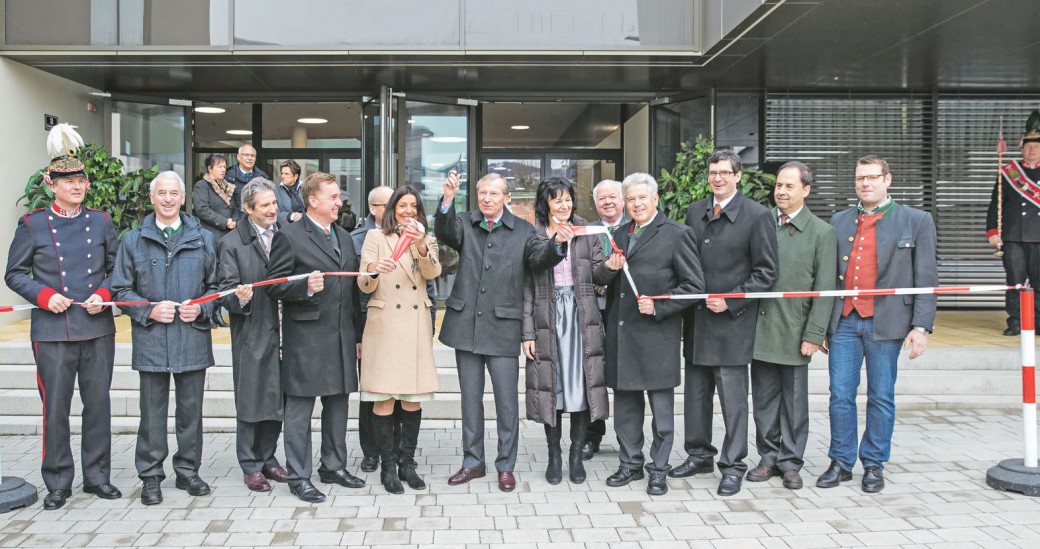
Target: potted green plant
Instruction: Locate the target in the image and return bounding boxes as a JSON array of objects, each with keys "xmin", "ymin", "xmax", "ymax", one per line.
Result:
[
  {"xmin": 19, "ymin": 143, "xmax": 159, "ymax": 237},
  {"xmin": 658, "ymin": 136, "xmax": 776, "ymax": 224}
]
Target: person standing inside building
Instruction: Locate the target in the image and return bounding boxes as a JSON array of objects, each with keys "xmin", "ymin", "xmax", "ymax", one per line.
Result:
[
  {"xmin": 604, "ymin": 172, "xmax": 703, "ymax": 496},
  {"xmin": 436, "ymin": 171, "xmax": 568, "ymax": 493},
  {"xmin": 217, "ymin": 178, "xmax": 289, "ymax": 493},
  {"xmin": 276, "ymin": 159, "xmax": 306, "ymax": 224},
  {"xmin": 818, "ymin": 155, "xmax": 937, "ymax": 493},
  {"xmin": 192, "ymin": 153, "xmax": 238, "ymax": 239},
  {"xmin": 583, "ymin": 178, "xmax": 627, "ymax": 460},
  {"xmin": 357, "ymin": 186, "xmax": 441, "ymax": 494},
  {"xmin": 226, "ymin": 144, "xmax": 269, "ymax": 213},
  {"xmin": 746, "ymin": 161, "xmax": 835, "ymax": 491},
  {"xmin": 522, "ymin": 177, "xmax": 622, "ymax": 485},
  {"xmin": 674, "ymin": 149, "xmax": 779, "ymax": 497},
  {"xmin": 266, "ymin": 172, "xmax": 365, "ymax": 503},
  {"xmin": 987, "ymin": 111, "xmax": 1040, "ymax": 336},
  {"xmin": 4, "ymin": 124, "xmax": 121, "ymax": 510},
  {"xmin": 112, "ymin": 171, "xmax": 218, "ymax": 506}
]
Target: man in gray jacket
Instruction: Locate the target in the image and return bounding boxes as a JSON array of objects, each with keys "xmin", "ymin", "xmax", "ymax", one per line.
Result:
[{"xmin": 112, "ymin": 171, "xmax": 218, "ymax": 506}]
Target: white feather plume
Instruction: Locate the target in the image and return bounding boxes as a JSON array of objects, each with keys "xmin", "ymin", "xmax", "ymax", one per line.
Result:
[{"xmin": 46, "ymin": 123, "xmax": 84, "ymax": 159}]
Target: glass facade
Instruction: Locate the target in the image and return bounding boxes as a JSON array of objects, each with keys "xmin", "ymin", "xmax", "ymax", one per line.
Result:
[
  {"xmin": 261, "ymin": 103, "xmax": 362, "ymax": 149},
  {"xmin": 113, "ymin": 100, "xmax": 186, "ymax": 180}
]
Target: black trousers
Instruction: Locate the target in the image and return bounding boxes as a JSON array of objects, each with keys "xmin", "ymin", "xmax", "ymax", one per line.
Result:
[
  {"xmin": 136, "ymin": 369, "xmax": 207, "ymax": 480},
  {"xmin": 683, "ymin": 363, "xmax": 749, "ymax": 476},
  {"xmin": 587, "ymin": 308, "xmax": 611, "ymax": 445},
  {"xmin": 1002, "ymin": 241, "xmax": 1040, "ymax": 326},
  {"xmin": 750, "ymin": 360, "xmax": 809, "ymax": 472},
  {"xmin": 32, "ymin": 336, "xmax": 115, "ymax": 491},
  {"xmin": 236, "ymin": 419, "xmax": 283, "ymax": 474},
  {"xmin": 613, "ymin": 388, "xmax": 674, "ymax": 474},
  {"xmin": 283, "ymin": 393, "xmax": 350, "ymax": 484}
]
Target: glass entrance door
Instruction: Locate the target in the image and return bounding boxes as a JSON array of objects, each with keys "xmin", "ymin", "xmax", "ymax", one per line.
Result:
[{"xmin": 265, "ymin": 152, "xmax": 362, "ymax": 227}]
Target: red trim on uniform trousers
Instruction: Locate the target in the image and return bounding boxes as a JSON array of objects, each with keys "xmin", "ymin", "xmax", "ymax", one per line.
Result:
[{"xmin": 33, "ymin": 341, "xmax": 47, "ymax": 461}]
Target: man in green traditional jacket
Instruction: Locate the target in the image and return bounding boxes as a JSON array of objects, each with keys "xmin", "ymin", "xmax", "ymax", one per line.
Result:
[{"xmin": 746, "ymin": 161, "xmax": 836, "ymax": 490}]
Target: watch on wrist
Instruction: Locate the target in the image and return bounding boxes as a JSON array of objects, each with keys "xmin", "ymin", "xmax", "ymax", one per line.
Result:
[{"xmin": 913, "ymin": 326, "xmax": 930, "ymax": 335}]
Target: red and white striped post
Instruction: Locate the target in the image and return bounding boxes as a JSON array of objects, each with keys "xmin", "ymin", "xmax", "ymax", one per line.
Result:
[{"xmin": 987, "ymin": 288, "xmax": 1040, "ymax": 496}]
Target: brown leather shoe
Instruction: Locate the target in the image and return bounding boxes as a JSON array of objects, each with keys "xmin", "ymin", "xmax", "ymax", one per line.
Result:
[
  {"xmin": 497, "ymin": 471, "xmax": 516, "ymax": 492},
  {"xmin": 244, "ymin": 471, "xmax": 272, "ymax": 492},
  {"xmin": 262, "ymin": 465, "xmax": 289, "ymax": 483},
  {"xmin": 782, "ymin": 470, "xmax": 803, "ymax": 490},
  {"xmin": 447, "ymin": 467, "xmax": 486, "ymax": 486},
  {"xmin": 746, "ymin": 465, "xmax": 781, "ymax": 482}
]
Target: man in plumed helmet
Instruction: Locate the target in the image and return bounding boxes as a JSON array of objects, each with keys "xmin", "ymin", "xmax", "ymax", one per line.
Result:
[
  {"xmin": 4, "ymin": 124, "xmax": 121, "ymax": 510},
  {"xmin": 987, "ymin": 111, "xmax": 1040, "ymax": 335}
]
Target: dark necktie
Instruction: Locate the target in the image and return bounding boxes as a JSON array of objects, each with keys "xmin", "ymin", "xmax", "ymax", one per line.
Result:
[{"xmin": 163, "ymin": 227, "xmax": 175, "ymax": 239}]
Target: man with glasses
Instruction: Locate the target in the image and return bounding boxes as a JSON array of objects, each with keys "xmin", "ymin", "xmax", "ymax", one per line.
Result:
[
  {"xmin": 674, "ymin": 150, "xmax": 778, "ymax": 497},
  {"xmin": 818, "ymin": 155, "xmax": 936, "ymax": 493},
  {"xmin": 436, "ymin": 171, "xmax": 569, "ymax": 492},
  {"xmin": 226, "ymin": 144, "xmax": 269, "ymax": 213}
]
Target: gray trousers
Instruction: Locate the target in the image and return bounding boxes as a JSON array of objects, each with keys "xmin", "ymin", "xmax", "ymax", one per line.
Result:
[
  {"xmin": 283, "ymin": 393, "xmax": 349, "ymax": 484},
  {"xmin": 456, "ymin": 350, "xmax": 519, "ymax": 472},
  {"xmin": 33, "ymin": 337, "xmax": 115, "ymax": 490},
  {"xmin": 683, "ymin": 363, "xmax": 749, "ymax": 476},
  {"xmin": 136, "ymin": 369, "xmax": 206, "ymax": 480},
  {"xmin": 236, "ymin": 419, "xmax": 283, "ymax": 474},
  {"xmin": 613, "ymin": 388, "xmax": 674, "ymax": 474},
  {"xmin": 750, "ymin": 360, "xmax": 809, "ymax": 472}
]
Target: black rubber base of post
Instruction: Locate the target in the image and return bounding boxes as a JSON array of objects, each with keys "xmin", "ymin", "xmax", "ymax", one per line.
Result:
[
  {"xmin": 986, "ymin": 458, "xmax": 1040, "ymax": 497},
  {"xmin": 0, "ymin": 476, "xmax": 39, "ymax": 513}
]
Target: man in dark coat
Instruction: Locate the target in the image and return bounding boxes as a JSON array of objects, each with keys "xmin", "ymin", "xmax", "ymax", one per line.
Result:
[
  {"xmin": 604, "ymin": 172, "xmax": 704, "ymax": 496},
  {"xmin": 818, "ymin": 155, "xmax": 937, "ymax": 494},
  {"xmin": 436, "ymin": 171, "xmax": 568, "ymax": 493},
  {"xmin": 266, "ymin": 172, "xmax": 365, "ymax": 503},
  {"xmin": 112, "ymin": 171, "xmax": 218, "ymax": 506},
  {"xmin": 226, "ymin": 144, "xmax": 269, "ymax": 214},
  {"xmin": 4, "ymin": 126, "xmax": 121, "ymax": 510},
  {"xmin": 676, "ymin": 150, "xmax": 779, "ymax": 497},
  {"xmin": 218, "ymin": 178, "xmax": 289, "ymax": 493},
  {"xmin": 986, "ymin": 111, "xmax": 1040, "ymax": 335}
]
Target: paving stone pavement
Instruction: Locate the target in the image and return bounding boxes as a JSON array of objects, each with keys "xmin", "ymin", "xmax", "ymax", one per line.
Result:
[{"xmin": 1, "ymin": 410, "xmax": 1039, "ymax": 548}]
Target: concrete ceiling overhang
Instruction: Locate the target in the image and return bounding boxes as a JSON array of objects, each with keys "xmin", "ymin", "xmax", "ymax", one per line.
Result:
[{"xmin": 4, "ymin": 0, "xmax": 1039, "ymax": 101}]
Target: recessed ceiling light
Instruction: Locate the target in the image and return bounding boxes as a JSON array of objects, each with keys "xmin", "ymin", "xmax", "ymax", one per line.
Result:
[
  {"xmin": 430, "ymin": 136, "xmax": 466, "ymax": 143},
  {"xmin": 297, "ymin": 117, "xmax": 328, "ymax": 124},
  {"xmin": 195, "ymin": 106, "xmax": 226, "ymax": 114},
  {"xmin": 407, "ymin": 119, "xmax": 416, "ymax": 124},
  {"xmin": 511, "ymin": 125, "xmax": 530, "ymax": 130},
  {"xmin": 226, "ymin": 129, "xmax": 252, "ymax": 135}
]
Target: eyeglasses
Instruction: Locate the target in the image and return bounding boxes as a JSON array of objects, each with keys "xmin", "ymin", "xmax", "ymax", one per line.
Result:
[
  {"xmin": 854, "ymin": 173, "xmax": 887, "ymax": 184},
  {"xmin": 238, "ymin": 153, "xmax": 256, "ymax": 158},
  {"xmin": 707, "ymin": 170, "xmax": 735, "ymax": 179},
  {"xmin": 370, "ymin": 203, "xmax": 387, "ymax": 207}
]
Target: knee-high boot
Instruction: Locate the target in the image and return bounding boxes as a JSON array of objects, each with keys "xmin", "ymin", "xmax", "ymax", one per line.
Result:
[
  {"xmin": 544, "ymin": 410, "xmax": 563, "ymax": 485},
  {"xmin": 373, "ymin": 413, "xmax": 404, "ymax": 494},
  {"xmin": 397, "ymin": 408, "xmax": 426, "ymax": 490},
  {"xmin": 569, "ymin": 410, "xmax": 589, "ymax": 484}
]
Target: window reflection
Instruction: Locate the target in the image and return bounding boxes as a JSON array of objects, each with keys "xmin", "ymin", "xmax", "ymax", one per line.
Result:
[
  {"xmin": 113, "ymin": 101, "xmax": 186, "ymax": 181},
  {"xmin": 261, "ymin": 103, "xmax": 362, "ymax": 149},
  {"xmin": 194, "ymin": 103, "xmax": 252, "ymax": 149}
]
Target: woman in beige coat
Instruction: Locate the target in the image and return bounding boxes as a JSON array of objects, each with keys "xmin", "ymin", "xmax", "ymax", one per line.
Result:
[{"xmin": 358, "ymin": 186, "xmax": 441, "ymax": 494}]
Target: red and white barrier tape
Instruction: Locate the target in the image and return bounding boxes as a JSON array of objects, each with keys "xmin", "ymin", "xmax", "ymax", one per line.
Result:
[{"xmin": 643, "ymin": 284, "xmax": 1024, "ymax": 301}]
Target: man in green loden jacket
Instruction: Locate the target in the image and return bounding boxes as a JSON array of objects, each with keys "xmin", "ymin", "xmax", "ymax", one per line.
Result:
[{"xmin": 747, "ymin": 161, "xmax": 836, "ymax": 490}]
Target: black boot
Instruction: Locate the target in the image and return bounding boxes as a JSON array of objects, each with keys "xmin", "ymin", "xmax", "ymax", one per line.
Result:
[
  {"xmin": 545, "ymin": 411, "xmax": 563, "ymax": 484},
  {"xmin": 569, "ymin": 410, "xmax": 589, "ymax": 484},
  {"xmin": 397, "ymin": 408, "xmax": 426, "ymax": 490},
  {"xmin": 374, "ymin": 413, "xmax": 404, "ymax": 494}
]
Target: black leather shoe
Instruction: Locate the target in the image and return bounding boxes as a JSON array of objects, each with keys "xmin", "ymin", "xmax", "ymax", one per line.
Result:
[
  {"xmin": 83, "ymin": 483, "xmax": 122, "ymax": 499},
  {"xmin": 717, "ymin": 474, "xmax": 743, "ymax": 496},
  {"xmin": 580, "ymin": 441, "xmax": 595, "ymax": 461},
  {"xmin": 605, "ymin": 466, "xmax": 645, "ymax": 487},
  {"xmin": 1004, "ymin": 326, "xmax": 1021, "ymax": 336},
  {"xmin": 668, "ymin": 456, "xmax": 713, "ymax": 478},
  {"xmin": 289, "ymin": 480, "xmax": 326, "ymax": 503},
  {"xmin": 140, "ymin": 477, "xmax": 163, "ymax": 506},
  {"xmin": 360, "ymin": 455, "xmax": 380, "ymax": 473},
  {"xmin": 43, "ymin": 489, "xmax": 72, "ymax": 510},
  {"xmin": 318, "ymin": 469, "xmax": 366, "ymax": 488},
  {"xmin": 816, "ymin": 460, "xmax": 853, "ymax": 488},
  {"xmin": 174, "ymin": 475, "xmax": 211, "ymax": 496},
  {"xmin": 646, "ymin": 472, "xmax": 668, "ymax": 495},
  {"xmin": 862, "ymin": 466, "xmax": 885, "ymax": 493}
]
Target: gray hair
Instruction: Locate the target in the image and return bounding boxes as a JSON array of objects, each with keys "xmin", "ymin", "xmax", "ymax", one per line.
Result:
[
  {"xmin": 149, "ymin": 171, "xmax": 185, "ymax": 195},
  {"xmin": 778, "ymin": 161, "xmax": 812, "ymax": 186},
  {"xmin": 368, "ymin": 185, "xmax": 393, "ymax": 202},
  {"xmin": 242, "ymin": 177, "xmax": 276, "ymax": 210},
  {"xmin": 621, "ymin": 172, "xmax": 658, "ymax": 195},
  {"xmin": 708, "ymin": 149, "xmax": 742, "ymax": 174},
  {"xmin": 593, "ymin": 179, "xmax": 622, "ymax": 200}
]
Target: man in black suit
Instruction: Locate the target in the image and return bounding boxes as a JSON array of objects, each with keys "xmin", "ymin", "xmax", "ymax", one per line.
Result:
[
  {"xmin": 266, "ymin": 172, "xmax": 365, "ymax": 503},
  {"xmin": 436, "ymin": 171, "xmax": 568, "ymax": 492},
  {"xmin": 674, "ymin": 150, "xmax": 779, "ymax": 497},
  {"xmin": 604, "ymin": 172, "xmax": 704, "ymax": 496}
]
